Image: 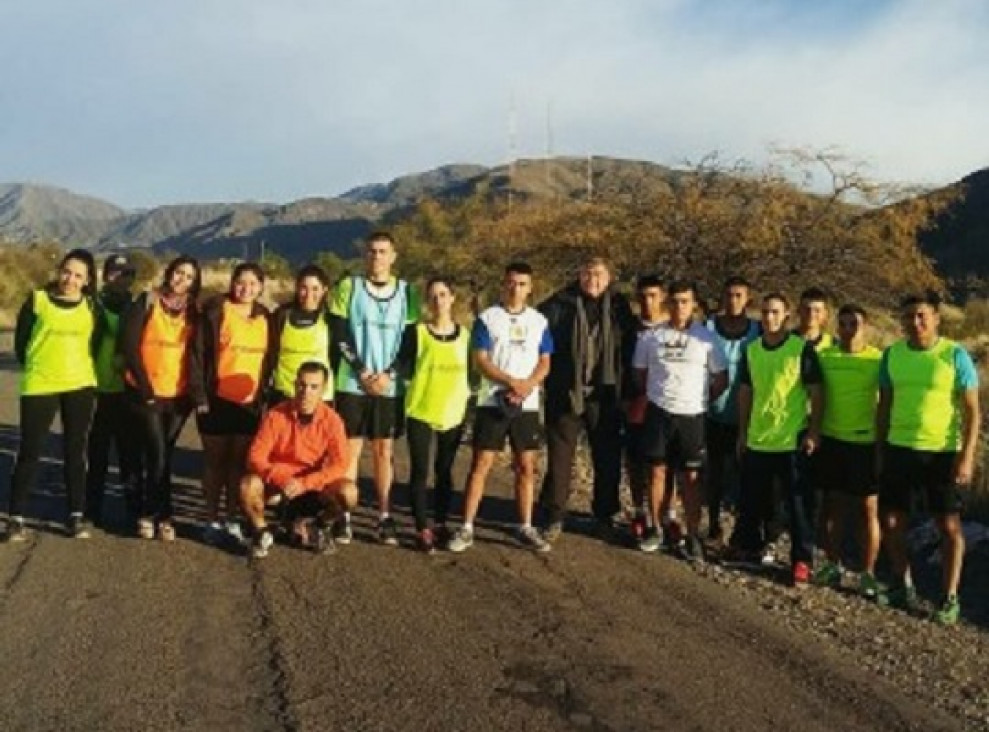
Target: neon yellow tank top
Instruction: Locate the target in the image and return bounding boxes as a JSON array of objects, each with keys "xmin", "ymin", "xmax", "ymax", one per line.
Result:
[
  {"xmin": 746, "ymin": 335, "xmax": 808, "ymax": 452},
  {"xmin": 405, "ymin": 323, "xmax": 471, "ymax": 431},
  {"xmin": 819, "ymin": 344, "xmax": 881, "ymax": 444},
  {"xmin": 274, "ymin": 311, "xmax": 333, "ymax": 400},
  {"xmin": 21, "ymin": 290, "xmax": 97, "ymax": 396},
  {"xmin": 886, "ymin": 338, "xmax": 963, "ymax": 451}
]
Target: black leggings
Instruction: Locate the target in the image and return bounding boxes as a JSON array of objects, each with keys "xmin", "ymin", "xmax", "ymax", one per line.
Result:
[
  {"xmin": 406, "ymin": 417, "xmax": 463, "ymax": 531},
  {"xmin": 86, "ymin": 391, "xmax": 143, "ymax": 522},
  {"xmin": 10, "ymin": 388, "xmax": 96, "ymax": 519},
  {"xmin": 133, "ymin": 397, "xmax": 190, "ymax": 521}
]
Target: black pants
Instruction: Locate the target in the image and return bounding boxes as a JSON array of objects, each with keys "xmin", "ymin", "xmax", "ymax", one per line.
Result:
[
  {"xmin": 85, "ymin": 391, "xmax": 143, "ymax": 523},
  {"xmin": 406, "ymin": 417, "xmax": 463, "ymax": 531},
  {"xmin": 133, "ymin": 397, "xmax": 190, "ymax": 521},
  {"xmin": 705, "ymin": 419, "xmax": 740, "ymax": 531},
  {"xmin": 540, "ymin": 396, "xmax": 622, "ymax": 525},
  {"xmin": 10, "ymin": 388, "xmax": 96, "ymax": 519}
]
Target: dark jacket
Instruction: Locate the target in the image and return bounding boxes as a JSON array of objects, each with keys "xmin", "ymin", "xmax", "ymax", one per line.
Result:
[
  {"xmin": 191, "ymin": 294, "xmax": 275, "ymax": 412},
  {"xmin": 538, "ymin": 282, "xmax": 636, "ymax": 415}
]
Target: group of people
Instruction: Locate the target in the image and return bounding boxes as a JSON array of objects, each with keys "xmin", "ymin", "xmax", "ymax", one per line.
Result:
[{"xmin": 4, "ymin": 233, "xmax": 981, "ymax": 626}]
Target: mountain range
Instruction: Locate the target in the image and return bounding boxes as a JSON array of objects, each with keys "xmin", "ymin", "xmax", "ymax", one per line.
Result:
[{"xmin": 1, "ymin": 158, "xmax": 986, "ymax": 287}]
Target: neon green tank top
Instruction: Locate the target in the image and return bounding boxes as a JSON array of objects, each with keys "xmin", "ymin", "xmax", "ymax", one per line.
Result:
[
  {"xmin": 274, "ymin": 311, "xmax": 333, "ymax": 400},
  {"xmin": 94, "ymin": 306, "xmax": 124, "ymax": 393},
  {"xmin": 405, "ymin": 323, "xmax": 471, "ymax": 431},
  {"xmin": 746, "ymin": 335, "xmax": 807, "ymax": 452},
  {"xmin": 819, "ymin": 344, "xmax": 881, "ymax": 444},
  {"xmin": 21, "ymin": 290, "xmax": 97, "ymax": 396},
  {"xmin": 886, "ymin": 338, "xmax": 963, "ymax": 451}
]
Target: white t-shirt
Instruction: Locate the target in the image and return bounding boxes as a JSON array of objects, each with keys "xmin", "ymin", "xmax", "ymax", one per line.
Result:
[
  {"xmin": 633, "ymin": 321, "xmax": 728, "ymax": 415},
  {"xmin": 472, "ymin": 305, "xmax": 554, "ymax": 412}
]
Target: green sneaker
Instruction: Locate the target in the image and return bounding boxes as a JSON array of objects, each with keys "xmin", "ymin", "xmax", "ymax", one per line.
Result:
[
  {"xmin": 813, "ymin": 561, "xmax": 842, "ymax": 588},
  {"xmin": 858, "ymin": 572, "xmax": 886, "ymax": 605},
  {"xmin": 885, "ymin": 583, "xmax": 919, "ymax": 612},
  {"xmin": 933, "ymin": 595, "xmax": 960, "ymax": 626}
]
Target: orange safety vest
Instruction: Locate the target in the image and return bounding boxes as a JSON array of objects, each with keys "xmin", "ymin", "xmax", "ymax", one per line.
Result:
[
  {"xmin": 216, "ymin": 300, "xmax": 268, "ymax": 404},
  {"xmin": 127, "ymin": 297, "xmax": 193, "ymax": 398}
]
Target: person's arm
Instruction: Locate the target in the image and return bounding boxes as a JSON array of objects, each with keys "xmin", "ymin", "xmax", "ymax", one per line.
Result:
[
  {"xmin": 188, "ymin": 302, "xmax": 211, "ymax": 411},
  {"xmin": 800, "ymin": 343, "xmax": 823, "ymax": 453},
  {"xmin": 247, "ymin": 415, "xmax": 278, "ymax": 483},
  {"xmin": 953, "ymin": 346, "xmax": 981, "ymax": 485},
  {"xmin": 120, "ymin": 292, "xmax": 155, "ymax": 401},
  {"xmin": 13, "ymin": 293, "xmax": 35, "ymax": 366},
  {"xmin": 89, "ymin": 297, "xmax": 105, "ymax": 360},
  {"xmin": 393, "ymin": 325, "xmax": 418, "ymax": 380},
  {"xmin": 516, "ymin": 323, "xmax": 554, "ymax": 397},
  {"xmin": 256, "ymin": 304, "xmax": 277, "ymax": 406},
  {"xmin": 875, "ymin": 350, "xmax": 893, "ymax": 480},
  {"xmin": 735, "ymin": 348, "xmax": 753, "ymax": 457},
  {"xmin": 708, "ymin": 339, "xmax": 730, "ymax": 402},
  {"xmin": 300, "ymin": 411, "xmax": 350, "ymax": 490},
  {"xmin": 327, "ymin": 277, "xmax": 368, "ymax": 375}
]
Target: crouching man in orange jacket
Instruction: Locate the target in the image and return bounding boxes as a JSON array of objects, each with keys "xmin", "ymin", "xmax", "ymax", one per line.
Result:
[{"xmin": 241, "ymin": 361, "xmax": 358, "ymax": 558}]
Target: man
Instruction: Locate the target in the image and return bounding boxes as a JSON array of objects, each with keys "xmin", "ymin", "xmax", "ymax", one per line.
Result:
[
  {"xmin": 240, "ymin": 362, "xmax": 358, "ymax": 558},
  {"xmin": 704, "ymin": 276, "xmax": 760, "ymax": 544},
  {"xmin": 448, "ymin": 262, "xmax": 553, "ymax": 553},
  {"xmin": 633, "ymin": 281, "xmax": 728, "ymax": 560},
  {"xmin": 329, "ymin": 231, "xmax": 419, "ymax": 545},
  {"xmin": 86, "ymin": 253, "xmax": 142, "ymax": 526},
  {"xmin": 877, "ymin": 292, "xmax": 980, "ymax": 625},
  {"xmin": 729, "ymin": 293, "xmax": 823, "ymax": 586},
  {"xmin": 538, "ymin": 256, "xmax": 636, "ymax": 542},
  {"xmin": 624, "ymin": 275, "xmax": 667, "ymax": 540},
  {"xmin": 813, "ymin": 305, "xmax": 883, "ymax": 601},
  {"xmin": 795, "ymin": 287, "xmax": 834, "ymax": 351}
]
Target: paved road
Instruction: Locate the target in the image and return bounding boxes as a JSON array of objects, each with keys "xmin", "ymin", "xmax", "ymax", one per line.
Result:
[{"xmin": 0, "ymin": 360, "xmax": 962, "ymax": 731}]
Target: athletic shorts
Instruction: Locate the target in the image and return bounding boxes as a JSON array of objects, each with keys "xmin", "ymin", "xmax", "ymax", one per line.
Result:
[
  {"xmin": 879, "ymin": 444, "xmax": 961, "ymax": 515},
  {"xmin": 641, "ymin": 404, "xmax": 706, "ymax": 469},
  {"xmin": 196, "ymin": 396, "xmax": 261, "ymax": 437},
  {"xmin": 335, "ymin": 392, "xmax": 404, "ymax": 440},
  {"xmin": 818, "ymin": 437, "xmax": 877, "ymax": 497},
  {"xmin": 472, "ymin": 407, "xmax": 542, "ymax": 453}
]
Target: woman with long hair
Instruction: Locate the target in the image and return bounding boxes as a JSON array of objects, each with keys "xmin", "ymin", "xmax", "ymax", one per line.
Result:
[
  {"xmin": 194, "ymin": 262, "xmax": 274, "ymax": 545},
  {"xmin": 270, "ymin": 264, "xmax": 333, "ymax": 407},
  {"xmin": 7, "ymin": 248, "xmax": 100, "ymax": 540},
  {"xmin": 121, "ymin": 255, "xmax": 204, "ymax": 540}
]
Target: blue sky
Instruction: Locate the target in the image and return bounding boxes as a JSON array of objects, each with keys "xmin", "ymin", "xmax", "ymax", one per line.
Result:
[{"xmin": 1, "ymin": 0, "xmax": 986, "ymax": 208}]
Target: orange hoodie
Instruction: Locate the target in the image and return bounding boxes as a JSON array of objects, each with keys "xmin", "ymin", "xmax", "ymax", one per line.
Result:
[{"xmin": 248, "ymin": 401, "xmax": 348, "ymax": 492}]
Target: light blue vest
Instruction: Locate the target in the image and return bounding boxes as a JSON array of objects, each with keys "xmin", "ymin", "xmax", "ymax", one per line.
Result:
[{"xmin": 706, "ymin": 317, "xmax": 760, "ymax": 424}]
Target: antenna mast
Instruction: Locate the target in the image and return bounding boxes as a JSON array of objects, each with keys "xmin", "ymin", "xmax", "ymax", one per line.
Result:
[{"xmin": 508, "ymin": 93, "xmax": 518, "ymax": 215}]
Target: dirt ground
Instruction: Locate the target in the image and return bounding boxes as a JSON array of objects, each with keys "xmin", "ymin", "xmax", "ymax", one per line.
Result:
[{"xmin": 0, "ymin": 356, "xmax": 975, "ymax": 731}]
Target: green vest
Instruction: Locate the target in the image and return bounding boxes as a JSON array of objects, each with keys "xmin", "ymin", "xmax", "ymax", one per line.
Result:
[
  {"xmin": 94, "ymin": 306, "xmax": 124, "ymax": 393},
  {"xmin": 21, "ymin": 290, "xmax": 97, "ymax": 396},
  {"xmin": 405, "ymin": 323, "xmax": 471, "ymax": 431},
  {"xmin": 746, "ymin": 335, "xmax": 808, "ymax": 452},
  {"xmin": 886, "ymin": 338, "xmax": 963, "ymax": 451},
  {"xmin": 274, "ymin": 312, "xmax": 333, "ymax": 400},
  {"xmin": 819, "ymin": 344, "xmax": 881, "ymax": 444}
]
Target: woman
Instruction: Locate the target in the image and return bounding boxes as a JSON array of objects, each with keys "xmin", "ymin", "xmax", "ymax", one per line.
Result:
[
  {"xmin": 270, "ymin": 264, "xmax": 333, "ymax": 406},
  {"xmin": 194, "ymin": 262, "xmax": 274, "ymax": 545},
  {"xmin": 400, "ymin": 276, "xmax": 472, "ymax": 553},
  {"xmin": 121, "ymin": 255, "xmax": 204, "ymax": 540},
  {"xmin": 8, "ymin": 249, "xmax": 100, "ymax": 540}
]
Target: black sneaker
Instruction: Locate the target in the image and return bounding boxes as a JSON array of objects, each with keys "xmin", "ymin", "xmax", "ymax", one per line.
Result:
[
  {"xmin": 433, "ymin": 524, "xmax": 452, "ymax": 550},
  {"xmin": 333, "ymin": 515, "xmax": 353, "ymax": 545},
  {"xmin": 682, "ymin": 534, "xmax": 705, "ymax": 563},
  {"xmin": 68, "ymin": 514, "xmax": 92, "ymax": 539},
  {"xmin": 415, "ymin": 528, "xmax": 436, "ymax": 554},
  {"xmin": 314, "ymin": 524, "xmax": 336, "ymax": 555},
  {"xmin": 378, "ymin": 516, "xmax": 399, "ymax": 546},
  {"xmin": 4, "ymin": 518, "xmax": 27, "ymax": 543}
]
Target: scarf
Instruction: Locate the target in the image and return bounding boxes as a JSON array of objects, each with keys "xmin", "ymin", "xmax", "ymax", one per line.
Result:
[{"xmin": 571, "ymin": 290, "xmax": 617, "ymax": 413}]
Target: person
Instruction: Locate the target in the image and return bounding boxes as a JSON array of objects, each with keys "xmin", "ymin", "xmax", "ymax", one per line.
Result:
[
  {"xmin": 633, "ymin": 281, "xmax": 728, "ymax": 560},
  {"xmin": 448, "ymin": 262, "xmax": 553, "ymax": 553},
  {"xmin": 813, "ymin": 304, "xmax": 883, "ymax": 600},
  {"xmin": 85, "ymin": 254, "xmax": 142, "ymax": 527},
  {"xmin": 194, "ymin": 262, "xmax": 274, "ymax": 546},
  {"xmin": 704, "ymin": 276, "xmax": 760, "ymax": 544},
  {"xmin": 398, "ymin": 276, "xmax": 472, "ymax": 553},
  {"xmin": 624, "ymin": 275, "xmax": 667, "ymax": 541},
  {"xmin": 729, "ymin": 293, "xmax": 823, "ymax": 586},
  {"xmin": 877, "ymin": 292, "xmax": 980, "ymax": 625},
  {"xmin": 795, "ymin": 287, "xmax": 834, "ymax": 351},
  {"xmin": 121, "ymin": 255, "xmax": 204, "ymax": 540},
  {"xmin": 6, "ymin": 249, "xmax": 100, "ymax": 540},
  {"xmin": 328, "ymin": 232, "xmax": 419, "ymax": 545},
  {"xmin": 270, "ymin": 264, "xmax": 333, "ymax": 407},
  {"xmin": 537, "ymin": 256, "xmax": 636, "ymax": 543},
  {"xmin": 241, "ymin": 362, "xmax": 357, "ymax": 559}
]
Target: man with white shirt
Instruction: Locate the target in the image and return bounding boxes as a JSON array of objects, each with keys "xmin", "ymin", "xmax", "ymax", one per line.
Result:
[
  {"xmin": 448, "ymin": 262, "xmax": 553, "ymax": 553},
  {"xmin": 633, "ymin": 281, "xmax": 728, "ymax": 560}
]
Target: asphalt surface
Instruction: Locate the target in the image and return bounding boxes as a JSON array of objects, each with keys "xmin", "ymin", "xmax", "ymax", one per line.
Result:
[{"xmin": 0, "ymin": 359, "xmax": 964, "ymax": 731}]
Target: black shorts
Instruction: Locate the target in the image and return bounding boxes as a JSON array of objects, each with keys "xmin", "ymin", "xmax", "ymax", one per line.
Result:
[
  {"xmin": 819, "ymin": 437, "xmax": 877, "ymax": 497},
  {"xmin": 641, "ymin": 404, "xmax": 706, "ymax": 469},
  {"xmin": 196, "ymin": 396, "xmax": 261, "ymax": 437},
  {"xmin": 472, "ymin": 407, "xmax": 542, "ymax": 452},
  {"xmin": 335, "ymin": 392, "xmax": 404, "ymax": 440},
  {"xmin": 880, "ymin": 444, "xmax": 961, "ymax": 515}
]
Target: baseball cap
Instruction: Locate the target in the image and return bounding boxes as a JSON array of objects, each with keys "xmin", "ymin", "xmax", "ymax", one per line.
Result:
[{"xmin": 103, "ymin": 253, "xmax": 135, "ymax": 277}]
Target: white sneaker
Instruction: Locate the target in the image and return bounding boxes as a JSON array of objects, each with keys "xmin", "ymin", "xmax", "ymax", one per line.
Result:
[
  {"xmin": 226, "ymin": 520, "xmax": 246, "ymax": 546},
  {"xmin": 253, "ymin": 529, "xmax": 274, "ymax": 559},
  {"xmin": 447, "ymin": 527, "xmax": 475, "ymax": 553}
]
